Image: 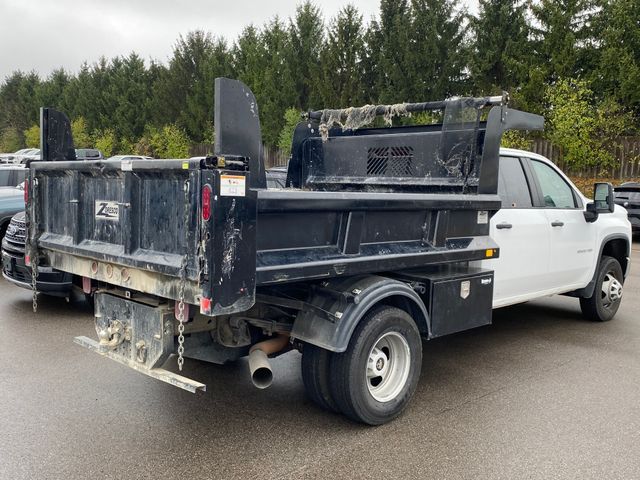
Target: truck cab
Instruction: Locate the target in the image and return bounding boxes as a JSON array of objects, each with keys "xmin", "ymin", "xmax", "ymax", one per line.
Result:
[{"xmin": 481, "ymin": 149, "xmax": 631, "ymax": 318}]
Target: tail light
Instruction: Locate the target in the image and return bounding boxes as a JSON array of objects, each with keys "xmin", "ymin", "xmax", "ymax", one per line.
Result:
[{"xmin": 202, "ymin": 184, "xmax": 212, "ymax": 221}]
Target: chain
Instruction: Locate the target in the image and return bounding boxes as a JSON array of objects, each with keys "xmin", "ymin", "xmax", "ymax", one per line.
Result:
[
  {"xmin": 177, "ymin": 254, "xmax": 187, "ymax": 371},
  {"xmin": 30, "ymin": 176, "xmax": 38, "ymax": 313},
  {"xmin": 176, "ymin": 178, "xmax": 190, "ymax": 371},
  {"xmin": 31, "ymin": 254, "xmax": 38, "ymax": 313}
]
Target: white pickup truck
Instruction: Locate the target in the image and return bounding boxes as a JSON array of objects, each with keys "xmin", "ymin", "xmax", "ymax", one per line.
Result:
[{"xmin": 479, "ymin": 148, "xmax": 632, "ymax": 321}]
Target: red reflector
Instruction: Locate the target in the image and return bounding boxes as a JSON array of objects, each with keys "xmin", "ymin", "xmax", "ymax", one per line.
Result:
[
  {"xmin": 25, "ymin": 255, "xmax": 30, "ymax": 266},
  {"xmin": 200, "ymin": 297, "xmax": 212, "ymax": 315},
  {"xmin": 202, "ymin": 184, "xmax": 212, "ymax": 221}
]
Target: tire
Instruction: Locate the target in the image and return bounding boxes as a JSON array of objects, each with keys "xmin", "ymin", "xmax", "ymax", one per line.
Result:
[
  {"xmin": 301, "ymin": 344, "xmax": 339, "ymax": 413},
  {"xmin": 329, "ymin": 306, "xmax": 422, "ymax": 425},
  {"xmin": 580, "ymin": 256, "xmax": 624, "ymax": 322}
]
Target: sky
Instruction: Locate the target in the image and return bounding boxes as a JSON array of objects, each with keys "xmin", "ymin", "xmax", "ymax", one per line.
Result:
[{"xmin": 0, "ymin": 0, "xmax": 476, "ymax": 81}]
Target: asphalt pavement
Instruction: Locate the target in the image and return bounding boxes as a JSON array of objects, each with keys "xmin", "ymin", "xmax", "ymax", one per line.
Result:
[{"xmin": 1, "ymin": 240, "xmax": 639, "ymax": 479}]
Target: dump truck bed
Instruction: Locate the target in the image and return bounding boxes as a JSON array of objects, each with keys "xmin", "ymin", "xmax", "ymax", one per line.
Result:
[{"xmin": 30, "ymin": 157, "xmax": 501, "ymax": 308}]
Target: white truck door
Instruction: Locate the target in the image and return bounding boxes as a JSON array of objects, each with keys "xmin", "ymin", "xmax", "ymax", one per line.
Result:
[
  {"xmin": 527, "ymin": 159, "xmax": 596, "ymax": 289},
  {"xmin": 481, "ymin": 156, "xmax": 551, "ymax": 307}
]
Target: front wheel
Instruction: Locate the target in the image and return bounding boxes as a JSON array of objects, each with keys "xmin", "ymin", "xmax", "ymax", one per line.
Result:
[
  {"xmin": 329, "ymin": 306, "xmax": 422, "ymax": 425},
  {"xmin": 580, "ymin": 256, "xmax": 624, "ymax": 322}
]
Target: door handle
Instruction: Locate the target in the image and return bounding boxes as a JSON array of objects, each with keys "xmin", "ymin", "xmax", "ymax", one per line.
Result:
[
  {"xmin": 496, "ymin": 223, "xmax": 513, "ymax": 230},
  {"xmin": 551, "ymin": 221, "xmax": 564, "ymax": 227}
]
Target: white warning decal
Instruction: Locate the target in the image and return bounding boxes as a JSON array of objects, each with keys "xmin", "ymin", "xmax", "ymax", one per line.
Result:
[
  {"xmin": 95, "ymin": 201, "xmax": 119, "ymax": 221},
  {"xmin": 220, "ymin": 175, "xmax": 246, "ymax": 197},
  {"xmin": 477, "ymin": 210, "xmax": 489, "ymax": 224}
]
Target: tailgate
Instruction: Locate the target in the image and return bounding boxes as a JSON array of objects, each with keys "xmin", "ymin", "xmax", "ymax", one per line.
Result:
[{"xmin": 30, "ymin": 159, "xmax": 201, "ymax": 281}]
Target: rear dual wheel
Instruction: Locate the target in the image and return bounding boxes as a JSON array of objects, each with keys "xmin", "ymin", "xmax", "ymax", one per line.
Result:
[{"xmin": 302, "ymin": 306, "xmax": 422, "ymax": 425}]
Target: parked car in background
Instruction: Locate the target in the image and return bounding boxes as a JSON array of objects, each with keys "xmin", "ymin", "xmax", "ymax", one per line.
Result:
[
  {"xmin": 0, "ymin": 148, "xmax": 39, "ymax": 164},
  {"xmin": 0, "ymin": 185, "xmax": 25, "ymax": 240},
  {"xmin": 0, "ymin": 165, "xmax": 27, "ymax": 187},
  {"xmin": 20, "ymin": 149, "xmax": 40, "ymax": 163},
  {"xmin": 266, "ymin": 165, "xmax": 287, "ymax": 188},
  {"xmin": 107, "ymin": 154, "xmax": 153, "ymax": 161},
  {"xmin": 75, "ymin": 149, "xmax": 104, "ymax": 161},
  {"xmin": 2, "ymin": 211, "xmax": 75, "ymax": 297},
  {"xmin": 615, "ymin": 182, "xmax": 640, "ymax": 234}
]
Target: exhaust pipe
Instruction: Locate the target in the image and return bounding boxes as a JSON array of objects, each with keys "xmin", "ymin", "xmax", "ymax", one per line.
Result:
[{"xmin": 248, "ymin": 334, "xmax": 290, "ymax": 389}]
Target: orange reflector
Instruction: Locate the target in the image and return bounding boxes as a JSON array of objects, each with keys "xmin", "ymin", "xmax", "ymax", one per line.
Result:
[{"xmin": 485, "ymin": 249, "xmax": 494, "ymax": 258}]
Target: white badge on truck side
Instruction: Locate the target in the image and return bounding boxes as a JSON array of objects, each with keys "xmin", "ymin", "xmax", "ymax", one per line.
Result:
[
  {"xmin": 95, "ymin": 201, "xmax": 119, "ymax": 221},
  {"xmin": 220, "ymin": 175, "xmax": 246, "ymax": 197},
  {"xmin": 477, "ymin": 210, "xmax": 488, "ymax": 224}
]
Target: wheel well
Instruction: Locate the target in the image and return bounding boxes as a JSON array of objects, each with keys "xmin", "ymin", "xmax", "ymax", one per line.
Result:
[
  {"xmin": 379, "ymin": 295, "xmax": 430, "ymax": 337},
  {"xmin": 602, "ymin": 238, "xmax": 629, "ymax": 276}
]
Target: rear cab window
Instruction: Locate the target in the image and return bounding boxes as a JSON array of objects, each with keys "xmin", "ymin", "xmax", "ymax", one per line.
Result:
[{"xmin": 498, "ymin": 156, "xmax": 533, "ymax": 208}]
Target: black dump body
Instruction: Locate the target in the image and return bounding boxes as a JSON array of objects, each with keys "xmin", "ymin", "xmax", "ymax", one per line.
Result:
[{"xmin": 27, "ymin": 79, "xmax": 543, "ymax": 317}]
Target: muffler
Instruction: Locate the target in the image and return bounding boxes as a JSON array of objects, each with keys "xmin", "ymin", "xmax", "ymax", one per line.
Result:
[{"xmin": 248, "ymin": 334, "xmax": 290, "ymax": 389}]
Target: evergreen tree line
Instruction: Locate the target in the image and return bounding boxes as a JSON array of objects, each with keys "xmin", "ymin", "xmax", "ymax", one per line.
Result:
[{"xmin": 0, "ymin": 0, "xmax": 638, "ymax": 169}]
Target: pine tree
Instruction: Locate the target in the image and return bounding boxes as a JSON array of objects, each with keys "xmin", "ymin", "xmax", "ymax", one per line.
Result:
[
  {"xmin": 469, "ymin": 0, "xmax": 531, "ymax": 93},
  {"xmin": 319, "ymin": 5, "xmax": 366, "ymax": 108},
  {"xmin": 111, "ymin": 53, "xmax": 152, "ymax": 142},
  {"xmin": 36, "ymin": 69, "xmax": 70, "ymax": 111},
  {"xmin": 409, "ymin": 0, "xmax": 469, "ymax": 100},
  {"xmin": 372, "ymin": 0, "xmax": 414, "ymax": 103},
  {"xmin": 531, "ymin": 0, "xmax": 594, "ymax": 81},
  {"xmin": 232, "ymin": 25, "xmax": 263, "ymax": 94},
  {"xmin": 256, "ymin": 17, "xmax": 297, "ymax": 146},
  {"xmin": 289, "ymin": 1, "xmax": 324, "ymax": 110},
  {"xmin": 0, "ymin": 71, "xmax": 41, "ymax": 145},
  {"xmin": 590, "ymin": 0, "xmax": 640, "ymax": 113},
  {"xmin": 152, "ymin": 31, "xmax": 216, "ymax": 140}
]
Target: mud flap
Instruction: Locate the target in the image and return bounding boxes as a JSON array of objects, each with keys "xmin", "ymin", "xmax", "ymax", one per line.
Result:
[{"xmin": 74, "ymin": 292, "xmax": 206, "ymax": 393}]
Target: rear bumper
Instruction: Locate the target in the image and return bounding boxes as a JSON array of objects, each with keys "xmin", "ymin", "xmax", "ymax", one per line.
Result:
[
  {"xmin": 74, "ymin": 336, "xmax": 206, "ymax": 393},
  {"xmin": 74, "ymin": 292, "xmax": 206, "ymax": 393}
]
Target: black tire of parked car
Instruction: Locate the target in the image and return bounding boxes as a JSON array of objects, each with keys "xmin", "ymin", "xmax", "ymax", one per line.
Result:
[
  {"xmin": 301, "ymin": 344, "xmax": 339, "ymax": 413},
  {"xmin": 580, "ymin": 255, "xmax": 624, "ymax": 322},
  {"xmin": 329, "ymin": 305, "xmax": 422, "ymax": 425}
]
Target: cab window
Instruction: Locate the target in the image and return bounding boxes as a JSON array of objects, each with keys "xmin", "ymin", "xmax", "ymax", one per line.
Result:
[
  {"xmin": 497, "ymin": 157, "xmax": 532, "ymax": 208},
  {"xmin": 530, "ymin": 160, "xmax": 576, "ymax": 209}
]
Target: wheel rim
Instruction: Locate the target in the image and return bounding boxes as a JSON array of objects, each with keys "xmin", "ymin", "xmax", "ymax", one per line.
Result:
[
  {"xmin": 601, "ymin": 271, "xmax": 623, "ymax": 308},
  {"xmin": 366, "ymin": 332, "xmax": 411, "ymax": 403}
]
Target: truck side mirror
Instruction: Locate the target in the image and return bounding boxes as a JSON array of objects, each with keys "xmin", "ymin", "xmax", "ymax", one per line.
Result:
[
  {"xmin": 594, "ymin": 182, "xmax": 615, "ymax": 213},
  {"xmin": 585, "ymin": 183, "xmax": 614, "ymax": 223}
]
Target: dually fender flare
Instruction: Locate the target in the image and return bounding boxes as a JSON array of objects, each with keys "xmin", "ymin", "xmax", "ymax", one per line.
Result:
[
  {"xmin": 291, "ymin": 275, "xmax": 430, "ymax": 353},
  {"xmin": 574, "ymin": 234, "xmax": 631, "ymax": 298}
]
